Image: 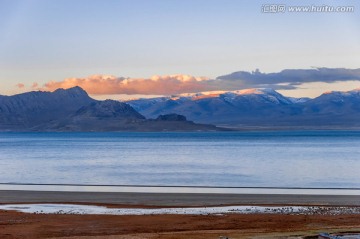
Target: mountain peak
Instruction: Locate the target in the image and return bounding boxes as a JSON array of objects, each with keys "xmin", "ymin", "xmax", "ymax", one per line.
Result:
[
  {"xmin": 322, "ymin": 88, "xmax": 360, "ymax": 96},
  {"xmin": 173, "ymin": 88, "xmax": 279, "ymax": 100},
  {"xmin": 53, "ymin": 86, "xmax": 89, "ymax": 97},
  {"xmin": 349, "ymin": 88, "xmax": 360, "ymax": 93},
  {"xmin": 230, "ymin": 88, "xmax": 277, "ymax": 95}
]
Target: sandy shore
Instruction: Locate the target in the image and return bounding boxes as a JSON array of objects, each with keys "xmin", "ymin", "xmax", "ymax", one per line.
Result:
[
  {"xmin": 1, "ymin": 190, "xmax": 360, "ymax": 238},
  {"xmin": 1, "ymin": 208, "xmax": 360, "ymax": 239}
]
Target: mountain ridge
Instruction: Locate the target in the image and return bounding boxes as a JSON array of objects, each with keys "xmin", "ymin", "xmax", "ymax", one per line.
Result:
[
  {"xmin": 2, "ymin": 86, "xmax": 360, "ymax": 130},
  {"xmin": 127, "ymin": 87, "xmax": 360, "ymax": 129},
  {"xmin": 0, "ymin": 87, "xmax": 221, "ymax": 132}
]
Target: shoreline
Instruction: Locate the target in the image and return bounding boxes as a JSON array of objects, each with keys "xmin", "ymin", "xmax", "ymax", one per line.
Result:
[
  {"xmin": 1, "ymin": 190, "xmax": 360, "ymax": 238},
  {"xmin": 2, "ymin": 190, "xmax": 360, "ymax": 206},
  {"xmin": 2, "ymin": 184, "xmax": 360, "ymax": 195},
  {"xmin": 1, "ymin": 208, "xmax": 360, "ymax": 239}
]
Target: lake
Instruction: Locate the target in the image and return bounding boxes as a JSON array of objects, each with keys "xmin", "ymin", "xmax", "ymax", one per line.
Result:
[{"xmin": 0, "ymin": 131, "xmax": 360, "ymax": 190}]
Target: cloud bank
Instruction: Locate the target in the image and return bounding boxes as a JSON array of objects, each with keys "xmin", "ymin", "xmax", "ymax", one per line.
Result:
[
  {"xmin": 216, "ymin": 68, "xmax": 360, "ymax": 89},
  {"xmin": 42, "ymin": 75, "xmax": 211, "ymax": 95},
  {"xmin": 38, "ymin": 68, "xmax": 360, "ymax": 95}
]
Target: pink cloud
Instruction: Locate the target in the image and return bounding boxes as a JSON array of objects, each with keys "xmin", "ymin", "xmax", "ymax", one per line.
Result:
[
  {"xmin": 42, "ymin": 74, "xmax": 212, "ymax": 95},
  {"xmin": 16, "ymin": 83, "xmax": 25, "ymax": 89},
  {"xmin": 31, "ymin": 82, "xmax": 39, "ymax": 89}
]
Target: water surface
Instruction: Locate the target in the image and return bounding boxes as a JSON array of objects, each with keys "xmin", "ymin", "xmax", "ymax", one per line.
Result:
[{"xmin": 0, "ymin": 131, "xmax": 359, "ymax": 189}]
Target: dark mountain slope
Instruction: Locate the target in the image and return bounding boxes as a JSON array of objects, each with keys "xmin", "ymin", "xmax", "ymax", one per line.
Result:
[
  {"xmin": 0, "ymin": 87, "xmax": 95, "ymax": 129},
  {"xmin": 0, "ymin": 87, "xmax": 221, "ymax": 131}
]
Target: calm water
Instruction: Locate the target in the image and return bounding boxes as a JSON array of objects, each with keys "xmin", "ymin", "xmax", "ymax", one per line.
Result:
[{"xmin": 0, "ymin": 131, "xmax": 360, "ymax": 188}]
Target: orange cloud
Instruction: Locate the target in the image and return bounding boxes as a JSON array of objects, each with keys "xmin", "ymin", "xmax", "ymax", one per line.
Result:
[
  {"xmin": 42, "ymin": 74, "xmax": 211, "ymax": 95},
  {"xmin": 31, "ymin": 82, "xmax": 39, "ymax": 89},
  {"xmin": 16, "ymin": 83, "xmax": 25, "ymax": 89}
]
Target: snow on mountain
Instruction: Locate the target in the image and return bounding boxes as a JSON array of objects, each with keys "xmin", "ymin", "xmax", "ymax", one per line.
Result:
[
  {"xmin": 288, "ymin": 97, "xmax": 311, "ymax": 104},
  {"xmin": 127, "ymin": 88, "xmax": 360, "ymax": 128},
  {"xmin": 128, "ymin": 88, "xmax": 295, "ymax": 111},
  {"xmin": 131, "ymin": 88, "xmax": 296, "ymax": 105}
]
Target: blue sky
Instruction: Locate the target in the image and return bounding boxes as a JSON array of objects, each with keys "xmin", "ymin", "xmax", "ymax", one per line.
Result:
[{"xmin": 0, "ymin": 0, "xmax": 359, "ymax": 98}]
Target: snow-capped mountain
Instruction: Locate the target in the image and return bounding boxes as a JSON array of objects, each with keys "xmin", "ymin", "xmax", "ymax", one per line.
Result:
[
  {"xmin": 128, "ymin": 88, "xmax": 360, "ymax": 128},
  {"xmin": 129, "ymin": 88, "xmax": 298, "ymax": 114},
  {"xmin": 302, "ymin": 88, "xmax": 360, "ymax": 115}
]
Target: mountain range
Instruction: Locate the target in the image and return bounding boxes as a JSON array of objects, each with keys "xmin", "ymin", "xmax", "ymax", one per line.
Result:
[
  {"xmin": 0, "ymin": 87, "xmax": 219, "ymax": 131},
  {"xmin": 1, "ymin": 86, "xmax": 359, "ymax": 131},
  {"xmin": 127, "ymin": 88, "xmax": 360, "ymax": 129}
]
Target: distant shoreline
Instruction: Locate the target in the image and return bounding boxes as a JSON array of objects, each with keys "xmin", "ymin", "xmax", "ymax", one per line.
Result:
[
  {"xmin": 3, "ymin": 182, "xmax": 360, "ymax": 190},
  {"xmin": 1, "ymin": 128, "xmax": 360, "ymax": 132}
]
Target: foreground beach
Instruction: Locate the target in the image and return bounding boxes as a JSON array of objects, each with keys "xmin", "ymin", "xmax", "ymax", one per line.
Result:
[
  {"xmin": 1, "ymin": 209, "xmax": 360, "ymax": 239},
  {"xmin": 1, "ymin": 191, "xmax": 360, "ymax": 238}
]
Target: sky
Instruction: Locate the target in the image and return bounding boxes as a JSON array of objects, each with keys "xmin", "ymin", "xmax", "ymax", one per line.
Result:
[{"xmin": 0, "ymin": 0, "xmax": 359, "ymax": 99}]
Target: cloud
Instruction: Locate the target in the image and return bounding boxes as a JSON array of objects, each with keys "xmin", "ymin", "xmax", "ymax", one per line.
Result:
[
  {"xmin": 16, "ymin": 83, "xmax": 25, "ymax": 89},
  {"xmin": 216, "ymin": 68, "xmax": 360, "ymax": 89},
  {"xmin": 42, "ymin": 74, "xmax": 212, "ymax": 95},
  {"xmin": 38, "ymin": 68, "xmax": 360, "ymax": 95},
  {"xmin": 31, "ymin": 82, "xmax": 39, "ymax": 89}
]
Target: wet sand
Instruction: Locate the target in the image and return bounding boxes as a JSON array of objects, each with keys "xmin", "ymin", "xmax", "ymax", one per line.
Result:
[{"xmin": 1, "ymin": 190, "xmax": 360, "ymax": 238}]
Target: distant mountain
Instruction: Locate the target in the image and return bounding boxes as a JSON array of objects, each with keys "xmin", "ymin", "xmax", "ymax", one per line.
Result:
[
  {"xmin": 296, "ymin": 89, "xmax": 360, "ymax": 127},
  {"xmin": 0, "ymin": 87, "xmax": 220, "ymax": 132},
  {"xmin": 127, "ymin": 88, "xmax": 360, "ymax": 129},
  {"xmin": 0, "ymin": 86, "xmax": 95, "ymax": 130},
  {"xmin": 3, "ymin": 86, "xmax": 359, "ymax": 131}
]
